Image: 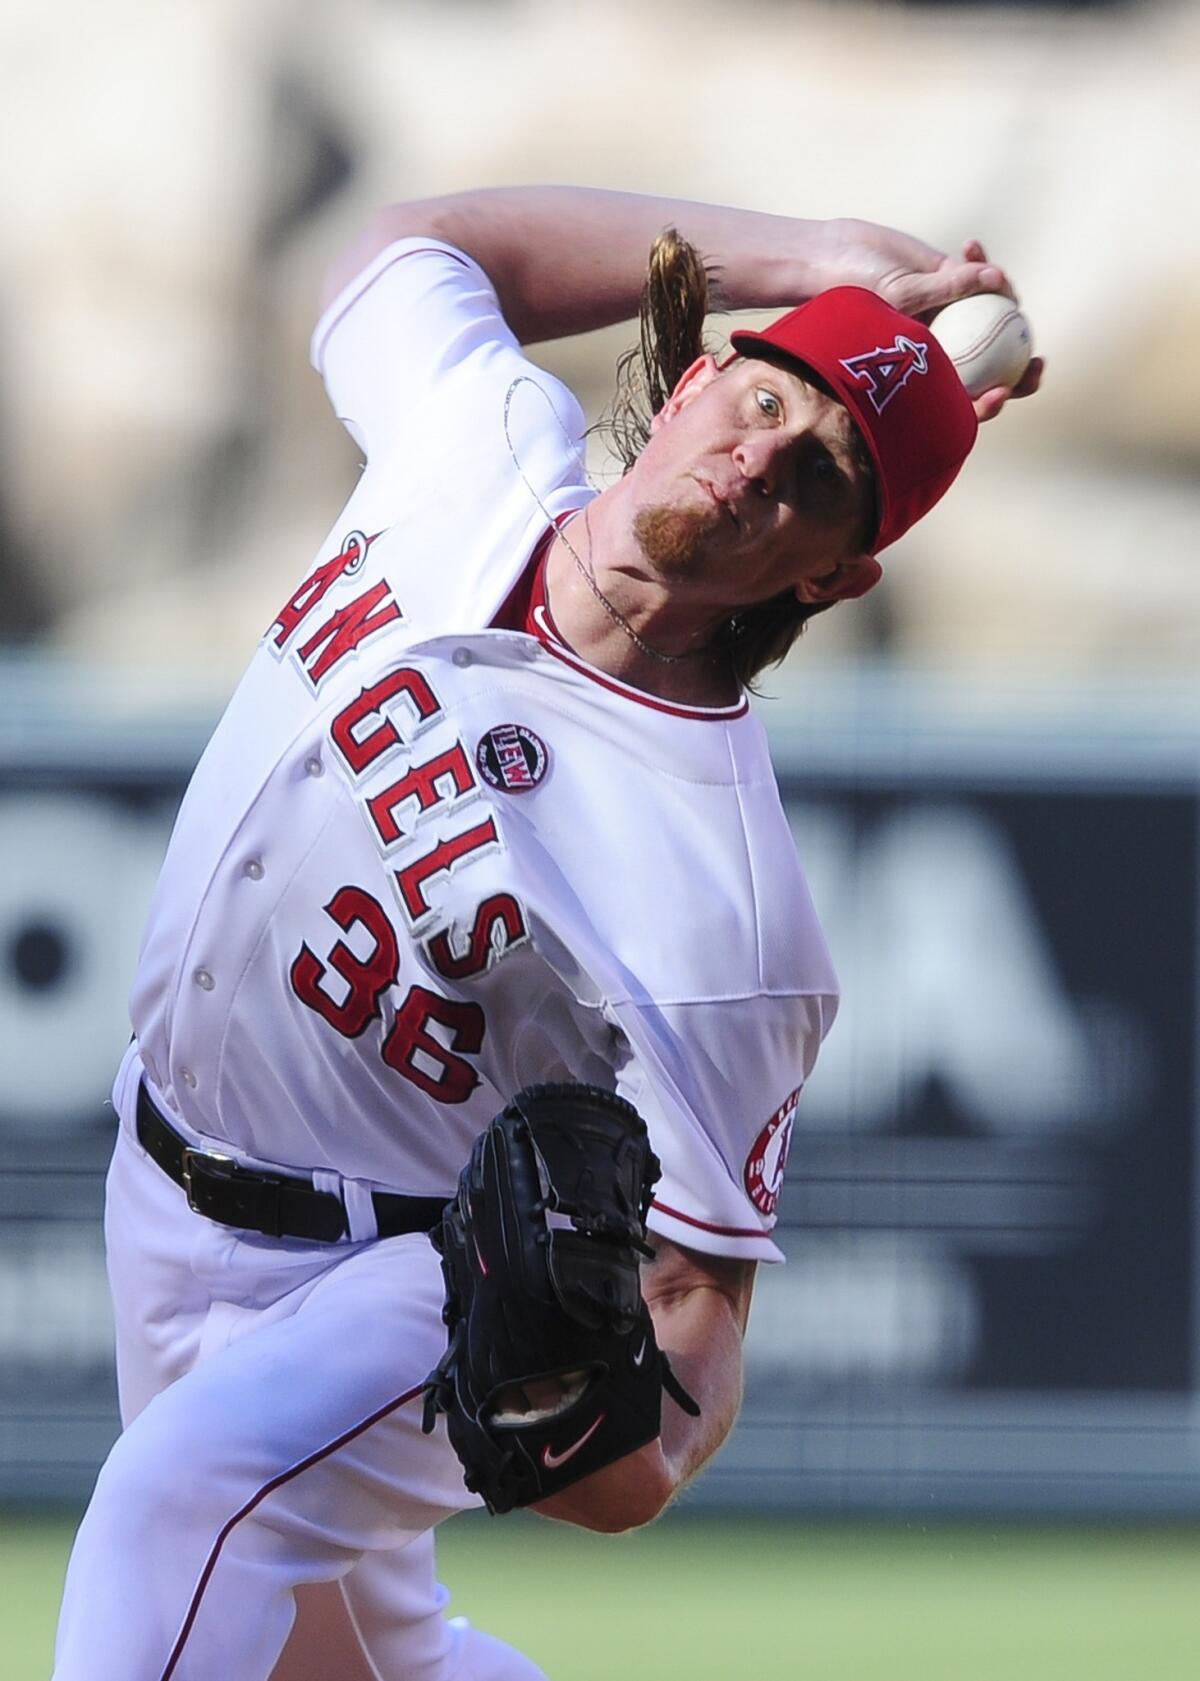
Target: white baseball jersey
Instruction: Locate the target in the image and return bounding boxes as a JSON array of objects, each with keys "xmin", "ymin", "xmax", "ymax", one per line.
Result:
[{"xmin": 127, "ymin": 238, "xmax": 840, "ymax": 1264}]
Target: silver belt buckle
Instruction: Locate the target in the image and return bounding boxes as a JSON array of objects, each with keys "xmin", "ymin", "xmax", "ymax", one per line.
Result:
[{"xmin": 180, "ymin": 1145, "xmax": 235, "ymax": 1215}]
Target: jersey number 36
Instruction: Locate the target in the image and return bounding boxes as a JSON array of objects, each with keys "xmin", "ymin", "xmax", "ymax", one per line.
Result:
[{"xmin": 290, "ymin": 884, "xmax": 521, "ymax": 1105}]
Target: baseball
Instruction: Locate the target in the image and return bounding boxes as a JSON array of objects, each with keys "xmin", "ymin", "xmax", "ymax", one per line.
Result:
[{"xmin": 931, "ymin": 293, "xmax": 1033, "ymax": 398}]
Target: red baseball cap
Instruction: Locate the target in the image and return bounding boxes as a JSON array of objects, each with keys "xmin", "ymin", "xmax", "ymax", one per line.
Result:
[{"xmin": 730, "ymin": 287, "xmax": 977, "ymax": 554}]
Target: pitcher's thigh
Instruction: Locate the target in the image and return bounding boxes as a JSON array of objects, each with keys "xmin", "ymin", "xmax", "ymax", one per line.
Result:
[
  {"xmin": 56, "ymin": 1235, "xmax": 469, "ymax": 1681},
  {"xmin": 272, "ymin": 1538, "xmax": 452, "ymax": 1681},
  {"xmin": 273, "ymin": 1537, "xmax": 551, "ymax": 1681}
]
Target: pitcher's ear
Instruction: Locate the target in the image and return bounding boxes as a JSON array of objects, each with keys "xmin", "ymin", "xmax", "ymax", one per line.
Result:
[
  {"xmin": 795, "ymin": 553, "xmax": 882, "ymax": 606},
  {"xmin": 649, "ymin": 355, "xmax": 722, "ymax": 433}
]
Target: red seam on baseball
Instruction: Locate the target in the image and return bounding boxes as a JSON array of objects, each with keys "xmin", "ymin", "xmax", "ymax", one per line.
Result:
[{"xmin": 957, "ymin": 310, "xmax": 1019, "ymax": 360}]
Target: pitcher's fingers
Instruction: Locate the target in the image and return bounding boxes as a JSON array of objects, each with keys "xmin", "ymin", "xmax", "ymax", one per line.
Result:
[
  {"xmin": 1010, "ymin": 356, "xmax": 1045, "ymax": 399},
  {"xmin": 972, "ymin": 358, "xmax": 1045, "ymax": 422}
]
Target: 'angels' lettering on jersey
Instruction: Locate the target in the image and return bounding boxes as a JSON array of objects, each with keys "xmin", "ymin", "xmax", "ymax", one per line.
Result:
[
  {"xmin": 319, "ymin": 666, "xmax": 556, "ymax": 1012},
  {"xmin": 287, "ymin": 664, "xmax": 533, "ymax": 1106},
  {"xmin": 330, "ymin": 668, "xmax": 443, "ymax": 776},
  {"xmin": 267, "ymin": 530, "xmax": 403, "ymax": 691},
  {"xmin": 326, "ymin": 667, "xmax": 510, "ymax": 939},
  {"xmin": 366, "ymin": 744, "xmax": 476, "ymax": 846},
  {"xmin": 394, "ymin": 819, "xmax": 502, "ymax": 926},
  {"xmin": 426, "ymin": 893, "xmax": 529, "ymax": 981}
]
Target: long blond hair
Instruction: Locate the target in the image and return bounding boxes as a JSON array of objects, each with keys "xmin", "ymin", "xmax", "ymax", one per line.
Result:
[{"xmin": 601, "ymin": 229, "xmax": 830, "ymax": 690}]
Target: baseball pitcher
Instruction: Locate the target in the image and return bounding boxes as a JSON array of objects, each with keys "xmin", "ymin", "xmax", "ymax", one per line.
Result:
[{"xmin": 52, "ymin": 186, "xmax": 1039, "ymax": 1681}]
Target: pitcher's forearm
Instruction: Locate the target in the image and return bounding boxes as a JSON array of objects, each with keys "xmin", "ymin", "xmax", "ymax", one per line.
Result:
[
  {"xmin": 322, "ymin": 185, "xmax": 834, "ymax": 335},
  {"xmin": 532, "ymin": 1266, "xmax": 749, "ymax": 1534}
]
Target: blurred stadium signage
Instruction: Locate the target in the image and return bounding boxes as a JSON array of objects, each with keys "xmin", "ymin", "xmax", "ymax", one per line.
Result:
[{"xmin": 1, "ymin": 685, "xmax": 1197, "ymax": 1512}]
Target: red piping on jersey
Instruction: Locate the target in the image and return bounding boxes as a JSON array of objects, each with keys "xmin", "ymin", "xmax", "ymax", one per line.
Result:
[
  {"xmin": 493, "ymin": 517, "xmax": 749, "ymax": 721},
  {"xmin": 490, "ymin": 519, "xmax": 561, "ymax": 635},
  {"xmin": 651, "ymin": 1197, "xmax": 772, "ymax": 1241},
  {"xmin": 533, "ymin": 608, "xmax": 751, "ymax": 722},
  {"xmin": 159, "ymin": 1382, "xmax": 426, "ymax": 1680}
]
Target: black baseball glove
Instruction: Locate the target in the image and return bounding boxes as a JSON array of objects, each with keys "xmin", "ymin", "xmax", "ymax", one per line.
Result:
[{"xmin": 422, "ymin": 1082, "xmax": 699, "ymax": 1515}]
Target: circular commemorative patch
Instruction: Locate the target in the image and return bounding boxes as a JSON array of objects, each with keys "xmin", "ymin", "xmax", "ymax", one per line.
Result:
[
  {"xmin": 476, "ymin": 724, "xmax": 549, "ymax": 795},
  {"xmin": 743, "ymin": 1087, "xmax": 801, "ymax": 1217}
]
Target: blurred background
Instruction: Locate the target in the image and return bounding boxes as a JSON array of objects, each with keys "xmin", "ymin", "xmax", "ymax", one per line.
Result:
[{"xmin": 1, "ymin": 0, "xmax": 1197, "ymax": 1675}]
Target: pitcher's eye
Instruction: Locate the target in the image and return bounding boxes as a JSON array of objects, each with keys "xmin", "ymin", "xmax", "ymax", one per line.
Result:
[{"xmin": 755, "ymin": 388, "xmax": 782, "ymax": 420}]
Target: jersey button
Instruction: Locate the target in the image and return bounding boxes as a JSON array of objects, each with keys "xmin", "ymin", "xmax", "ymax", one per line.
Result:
[
  {"xmin": 180, "ymin": 1068, "xmax": 198, "ymax": 1090},
  {"xmin": 243, "ymin": 857, "xmax": 264, "ymax": 881},
  {"xmin": 452, "ymin": 647, "xmax": 473, "ymax": 668},
  {"xmin": 193, "ymin": 967, "xmax": 214, "ymax": 992},
  {"xmin": 305, "ymin": 755, "xmax": 324, "ymax": 777}
]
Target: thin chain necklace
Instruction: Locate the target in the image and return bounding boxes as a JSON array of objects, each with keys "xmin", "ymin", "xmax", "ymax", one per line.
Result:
[
  {"xmin": 554, "ymin": 507, "xmax": 714, "ymax": 665},
  {"xmin": 503, "ymin": 377, "xmax": 720, "ymax": 667}
]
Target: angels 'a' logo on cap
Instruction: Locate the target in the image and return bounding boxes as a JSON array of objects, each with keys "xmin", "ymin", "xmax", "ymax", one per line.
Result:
[
  {"xmin": 840, "ymin": 335, "xmax": 930, "ymax": 416},
  {"xmin": 744, "ymin": 1087, "xmax": 801, "ymax": 1217},
  {"xmin": 476, "ymin": 724, "xmax": 549, "ymax": 794}
]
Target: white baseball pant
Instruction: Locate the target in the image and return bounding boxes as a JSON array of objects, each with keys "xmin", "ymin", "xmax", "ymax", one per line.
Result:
[{"xmin": 52, "ymin": 1051, "xmax": 548, "ymax": 1681}]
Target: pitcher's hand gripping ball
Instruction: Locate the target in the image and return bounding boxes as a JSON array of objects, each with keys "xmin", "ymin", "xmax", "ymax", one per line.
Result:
[
  {"xmin": 931, "ymin": 293, "xmax": 1034, "ymax": 398},
  {"xmin": 423, "ymin": 1083, "xmax": 700, "ymax": 1514}
]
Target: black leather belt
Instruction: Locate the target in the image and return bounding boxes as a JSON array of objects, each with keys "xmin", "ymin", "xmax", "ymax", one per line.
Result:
[{"xmin": 135, "ymin": 1081, "xmax": 448, "ymax": 1243}]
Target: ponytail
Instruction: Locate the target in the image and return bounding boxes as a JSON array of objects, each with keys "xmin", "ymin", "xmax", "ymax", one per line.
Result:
[{"xmin": 601, "ymin": 230, "xmax": 830, "ymax": 691}]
